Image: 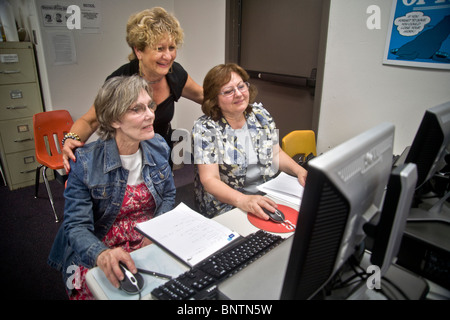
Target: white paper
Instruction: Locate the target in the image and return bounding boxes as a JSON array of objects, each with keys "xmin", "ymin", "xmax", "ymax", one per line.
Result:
[
  {"xmin": 48, "ymin": 31, "xmax": 77, "ymax": 65},
  {"xmin": 136, "ymin": 203, "xmax": 240, "ymax": 267},
  {"xmin": 257, "ymin": 172, "xmax": 304, "ymax": 206}
]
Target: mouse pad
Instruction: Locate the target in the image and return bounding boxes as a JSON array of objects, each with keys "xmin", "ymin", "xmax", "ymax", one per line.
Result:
[{"xmin": 247, "ymin": 204, "xmax": 298, "ymax": 233}]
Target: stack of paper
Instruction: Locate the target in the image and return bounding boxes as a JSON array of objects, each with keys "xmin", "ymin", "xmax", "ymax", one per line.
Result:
[
  {"xmin": 136, "ymin": 203, "xmax": 240, "ymax": 267},
  {"xmin": 257, "ymin": 172, "xmax": 304, "ymax": 206}
]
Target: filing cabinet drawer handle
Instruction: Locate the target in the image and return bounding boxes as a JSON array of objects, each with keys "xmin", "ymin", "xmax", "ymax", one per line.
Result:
[
  {"xmin": 6, "ymin": 105, "xmax": 27, "ymax": 110},
  {"xmin": 0, "ymin": 70, "xmax": 21, "ymax": 74},
  {"xmin": 20, "ymin": 169, "xmax": 36, "ymax": 174},
  {"xmin": 14, "ymin": 138, "xmax": 33, "ymax": 143}
]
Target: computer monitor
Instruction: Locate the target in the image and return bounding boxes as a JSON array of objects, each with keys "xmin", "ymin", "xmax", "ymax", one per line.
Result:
[
  {"xmin": 368, "ymin": 162, "xmax": 417, "ymax": 277},
  {"xmin": 405, "ymin": 101, "xmax": 450, "ymax": 223},
  {"xmin": 280, "ymin": 122, "xmax": 395, "ymax": 300}
]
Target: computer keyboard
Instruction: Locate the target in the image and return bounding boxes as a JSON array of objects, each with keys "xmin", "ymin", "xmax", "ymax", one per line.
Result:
[{"xmin": 151, "ymin": 230, "xmax": 284, "ymax": 300}]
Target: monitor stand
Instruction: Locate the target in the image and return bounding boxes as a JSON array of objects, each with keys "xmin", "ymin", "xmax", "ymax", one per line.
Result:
[{"xmin": 408, "ymin": 189, "xmax": 450, "ymax": 224}]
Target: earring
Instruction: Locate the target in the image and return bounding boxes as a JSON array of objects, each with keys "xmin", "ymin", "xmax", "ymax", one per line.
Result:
[{"xmin": 139, "ymin": 60, "xmax": 144, "ymax": 77}]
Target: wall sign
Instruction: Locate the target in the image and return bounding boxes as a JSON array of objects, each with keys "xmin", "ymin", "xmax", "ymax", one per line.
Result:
[{"xmin": 384, "ymin": 0, "xmax": 450, "ymax": 70}]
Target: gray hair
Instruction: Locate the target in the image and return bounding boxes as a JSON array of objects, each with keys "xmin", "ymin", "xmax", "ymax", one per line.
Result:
[{"xmin": 95, "ymin": 75, "xmax": 152, "ymax": 140}]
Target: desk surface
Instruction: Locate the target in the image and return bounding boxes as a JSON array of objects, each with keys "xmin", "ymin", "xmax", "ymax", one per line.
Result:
[
  {"xmin": 85, "ymin": 196, "xmax": 438, "ymax": 300},
  {"xmin": 86, "ymin": 198, "xmax": 298, "ymax": 300}
]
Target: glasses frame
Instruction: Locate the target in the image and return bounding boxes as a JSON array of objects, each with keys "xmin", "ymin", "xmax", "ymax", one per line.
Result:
[
  {"xmin": 127, "ymin": 101, "xmax": 157, "ymax": 117},
  {"xmin": 219, "ymin": 82, "xmax": 250, "ymax": 98}
]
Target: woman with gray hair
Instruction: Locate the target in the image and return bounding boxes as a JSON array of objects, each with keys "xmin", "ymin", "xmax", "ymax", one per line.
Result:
[{"xmin": 48, "ymin": 75, "xmax": 176, "ymax": 300}]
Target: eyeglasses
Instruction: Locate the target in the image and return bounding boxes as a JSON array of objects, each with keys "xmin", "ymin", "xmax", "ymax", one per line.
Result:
[
  {"xmin": 219, "ymin": 82, "xmax": 250, "ymax": 98},
  {"xmin": 127, "ymin": 102, "xmax": 157, "ymax": 116}
]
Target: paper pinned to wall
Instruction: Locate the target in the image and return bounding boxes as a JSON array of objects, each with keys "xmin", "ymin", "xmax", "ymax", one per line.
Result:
[
  {"xmin": 40, "ymin": 1, "xmax": 102, "ymax": 34},
  {"xmin": 48, "ymin": 31, "xmax": 76, "ymax": 65}
]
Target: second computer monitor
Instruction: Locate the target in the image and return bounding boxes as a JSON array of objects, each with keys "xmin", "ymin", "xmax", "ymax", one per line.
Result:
[
  {"xmin": 405, "ymin": 101, "xmax": 450, "ymax": 191},
  {"xmin": 281, "ymin": 122, "xmax": 395, "ymax": 299}
]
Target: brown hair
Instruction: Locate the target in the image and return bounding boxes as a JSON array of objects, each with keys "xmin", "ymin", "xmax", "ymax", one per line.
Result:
[
  {"xmin": 202, "ymin": 63, "xmax": 258, "ymax": 121},
  {"xmin": 126, "ymin": 7, "xmax": 184, "ymax": 61}
]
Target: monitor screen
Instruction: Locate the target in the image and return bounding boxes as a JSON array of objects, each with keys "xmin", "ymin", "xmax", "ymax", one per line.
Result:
[
  {"xmin": 280, "ymin": 122, "xmax": 395, "ymax": 300},
  {"xmin": 404, "ymin": 101, "xmax": 450, "ymax": 223},
  {"xmin": 405, "ymin": 101, "xmax": 450, "ymax": 191},
  {"xmin": 369, "ymin": 163, "xmax": 417, "ymax": 276}
]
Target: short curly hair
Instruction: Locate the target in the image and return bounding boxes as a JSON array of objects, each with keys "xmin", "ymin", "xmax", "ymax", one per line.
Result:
[
  {"xmin": 126, "ymin": 7, "xmax": 184, "ymax": 61},
  {"xmin": 202, "ymin": 63, "xmax": 258, "ymax": 121},
  {"xmin": 95, "ymin": 75, "xmax": 152, "ymax": 140}
]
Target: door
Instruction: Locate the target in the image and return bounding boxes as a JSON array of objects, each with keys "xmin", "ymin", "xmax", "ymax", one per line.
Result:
[{"xmin": 226, "ymin": 0, "xmax": 324, "ymax": 141}]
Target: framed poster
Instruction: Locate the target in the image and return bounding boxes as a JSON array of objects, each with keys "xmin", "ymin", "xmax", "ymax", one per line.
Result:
[{"xmin": 384, "ymin": 0, "xmax": 450, "ymax": 70}]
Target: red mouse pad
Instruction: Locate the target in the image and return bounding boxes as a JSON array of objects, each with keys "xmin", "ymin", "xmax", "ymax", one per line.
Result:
[{"xmin": 248, "ymin": 204, "xmax": 298, "ymax": 233}]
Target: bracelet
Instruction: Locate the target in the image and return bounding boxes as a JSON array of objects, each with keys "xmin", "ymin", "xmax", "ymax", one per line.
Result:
[{"xmin": 62, "ymin": 132, "xmax": 81, "ymax": 146}]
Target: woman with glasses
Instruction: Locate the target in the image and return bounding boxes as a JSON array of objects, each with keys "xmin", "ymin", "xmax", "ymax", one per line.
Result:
[
  {"xmin": 192, "ymin": 63, "xmax": 307, "ymax": 219},
  {"xmin": 48, "ymin": 75, "xmax": 176, "ymax": 299},
  {"xmin": 62, "ymin": 7, "xmax": 203, "ymax": 173}
]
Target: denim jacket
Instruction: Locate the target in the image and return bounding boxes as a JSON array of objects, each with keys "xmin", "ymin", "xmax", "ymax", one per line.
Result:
[{"xmin": 47, "ymin": 135, "xmax": 175, "ymax": 286}]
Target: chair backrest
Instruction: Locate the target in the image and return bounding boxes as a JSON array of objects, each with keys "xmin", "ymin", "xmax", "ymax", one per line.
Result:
[
  {"xmin": 33, "ymin": 110, "xmax": 73, "ymax": 168},
  {"xmin": 281, "ymin": 130, "xmax": 317, "ymax": 159}
]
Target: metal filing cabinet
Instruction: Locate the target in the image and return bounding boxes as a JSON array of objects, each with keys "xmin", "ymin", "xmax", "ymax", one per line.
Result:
[{"xmin": 0, "ymin": 42, "xmax": 47, "ymax": 190}]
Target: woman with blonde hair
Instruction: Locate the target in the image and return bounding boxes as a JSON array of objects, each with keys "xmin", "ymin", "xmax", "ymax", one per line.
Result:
[{"xmin": 62, "ymin": 7, "xmax": 203, "ymax": 172}]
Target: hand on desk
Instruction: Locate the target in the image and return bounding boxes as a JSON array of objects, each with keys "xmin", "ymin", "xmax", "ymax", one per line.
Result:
[
  {"xmin": 237, "ymin": 194, "xmax": 278, "ymax": 221},
  {"xmin": 96, "ymin": 247, "xmax": 137, "ymax": 289}
]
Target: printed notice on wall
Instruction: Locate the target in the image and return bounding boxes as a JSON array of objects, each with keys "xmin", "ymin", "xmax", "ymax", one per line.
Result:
[
  {"xmin": 40, "ymin": 0, "xmax": 102, "ymax": 34},
  {"xmin": 48, "ymin": 31, "xmax": 77, "ymax": 65},
  {"xmin": 383, "ymin": 0, "xmax": 450, "ymax": 70}
]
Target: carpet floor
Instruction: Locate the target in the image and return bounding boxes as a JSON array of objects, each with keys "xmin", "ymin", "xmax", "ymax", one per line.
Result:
[{"xmin": 0, "ymin": 164, "xmax": 195, "ymax": 300}]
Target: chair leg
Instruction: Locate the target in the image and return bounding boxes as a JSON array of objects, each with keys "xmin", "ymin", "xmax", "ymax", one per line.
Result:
[
  {"xmin": 42, "ymin": 166, "xmax": 59, "ymax": 223},
  {"xmin": 35, "ymin": 165, "xmax": 43, "ymax": 198},
  {"xmin": 0, "ymin": 160, "xmax": 6, "ymax": 186}
]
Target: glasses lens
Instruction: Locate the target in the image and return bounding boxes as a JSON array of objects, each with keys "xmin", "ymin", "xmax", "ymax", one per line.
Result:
[
  {"xmin": 221, "ymin": 82, "xmax": 249, "ymax": 97},
  {"xmin": 238, "ymin": 82, "xmax": 249, "ymax": 92},
  {"xmin": 129, "ymin": 103, "xmax": 156, "ymax": 116},
  {"xmin": 149, "ymin": 102, "xmax": 157, "ymax": 111},
  {"xmin": 223, "ymin": 89, "xmax": 234, "ymax": 97}
]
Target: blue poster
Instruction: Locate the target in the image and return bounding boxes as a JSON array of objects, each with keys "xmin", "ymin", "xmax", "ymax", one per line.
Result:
[{"xmin": 384, "ymin": 0, "xmax": 450, "ymax": 70}]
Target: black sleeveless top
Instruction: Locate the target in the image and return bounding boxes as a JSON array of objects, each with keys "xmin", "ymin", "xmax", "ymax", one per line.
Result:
[{"xmin": 106, "ymin": 60, "xmax": 188, "ymax": 147}]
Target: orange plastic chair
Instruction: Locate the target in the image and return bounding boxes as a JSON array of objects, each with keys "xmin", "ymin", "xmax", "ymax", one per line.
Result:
[
  {"xmin": 281, "ymin": 130, "xmax": 317, "ymax": 161},
  {"xmin": 33, "ymin": 110, "xmax": 73, "ymax": 222}
]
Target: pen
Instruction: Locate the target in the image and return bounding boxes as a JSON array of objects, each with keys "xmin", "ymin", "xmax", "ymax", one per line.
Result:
[{"xmin": 137, "ymin": 268, "xmax": 172, "ymax": 280}]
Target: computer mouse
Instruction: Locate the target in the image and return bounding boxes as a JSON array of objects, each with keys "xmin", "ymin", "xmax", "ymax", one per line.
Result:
[
  {"xmin": 262, "ymin": 207, "xmax": 285, "ymax": 223},
  {"xmin": 118, "ymin": 263, "xmax": 144, "ymax": 294}
]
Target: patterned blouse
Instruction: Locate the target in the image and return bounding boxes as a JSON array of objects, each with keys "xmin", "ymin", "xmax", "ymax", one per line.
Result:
[{"xmin": 192, "ymin": 103, "xmax": 279, "ymax": 218}]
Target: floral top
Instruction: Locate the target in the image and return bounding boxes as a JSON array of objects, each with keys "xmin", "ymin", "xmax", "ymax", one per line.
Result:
[
  {"xmin": 69, "ymin": 182, "xmax": 155, "ymax": 300},
  {"xmin": 192, "ymin": 103, "xmax": 279, "ymax": 217},
  {"xmin": 102, "ymin": 183, "xmax": 156, "ymax": 251}
]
